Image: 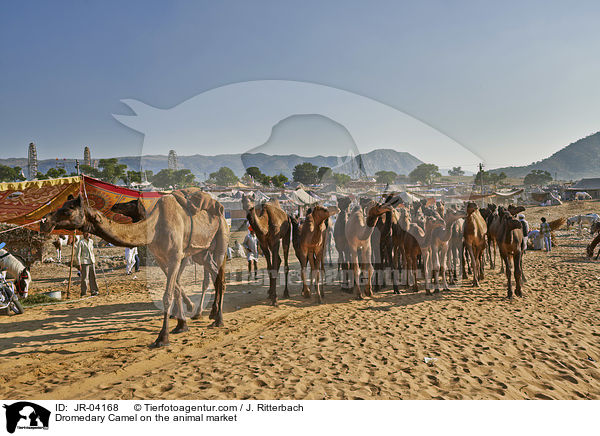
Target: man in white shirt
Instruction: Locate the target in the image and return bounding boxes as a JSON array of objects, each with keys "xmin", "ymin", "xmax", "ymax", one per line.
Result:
[
  {"xmin": 76, "ymin": 232, "xmax": 99, "ymax": 296},
  {"xmin": 243, "ymin": 227, "xmax": 259, "ymax": 281}
]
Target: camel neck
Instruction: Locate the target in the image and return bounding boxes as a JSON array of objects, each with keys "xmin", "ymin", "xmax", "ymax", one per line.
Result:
[
  {"xmin": 248, "ymin": 207, "xmax": 269, "ymax": 235},
  {"xmin": 86, "ymin": 207, "xmax": 159, "ymax": 248}
]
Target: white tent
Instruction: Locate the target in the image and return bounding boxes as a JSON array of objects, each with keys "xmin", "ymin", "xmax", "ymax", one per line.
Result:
[{"xmin": 290, "ymin": 188, "xmax": 321, "ymax": 205}]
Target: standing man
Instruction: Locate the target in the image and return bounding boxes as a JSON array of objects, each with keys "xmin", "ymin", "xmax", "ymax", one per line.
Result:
[
  {"xmin": 125, "ymin": 246, "xmax": 138, "ymax": 275},
  {"xmin": 76, "ymin": 232, "xmax": 99, "ymax": 296},
  {"xmin": 518, "ymin": 213, "xmax": 529, "ymax": 252},
  {"xmin": 243, "ymin": 226, "xmax": 259, "ymax": 281},
  {"xmin": 540, "ymin": 217, "xmax": 552, "ymax": 252}
]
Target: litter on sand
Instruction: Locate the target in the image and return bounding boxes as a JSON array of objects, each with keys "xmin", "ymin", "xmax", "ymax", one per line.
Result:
[{"xmin": 424, "ymin": 357, "xmax": 438, "ymax": 366}]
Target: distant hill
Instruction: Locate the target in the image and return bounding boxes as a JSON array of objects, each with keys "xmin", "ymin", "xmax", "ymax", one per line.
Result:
[
  {"xmin": 0, "ymin": 149, "xmax": 424, "ymax": 180},
  {"xmin": 492, "ymin": 131, "xmax": 600, "ymax": 180}
]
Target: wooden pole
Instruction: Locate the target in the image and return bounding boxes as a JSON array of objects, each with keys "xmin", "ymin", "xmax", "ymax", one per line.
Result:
[{"xmin": 66, "ymin": 231, "xmax": 76, "ymax": 299}]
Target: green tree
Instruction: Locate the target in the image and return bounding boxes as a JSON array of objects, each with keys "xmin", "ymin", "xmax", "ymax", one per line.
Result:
[
  {"xmin": 293, "ymin": 162, "xmax": 319, "ymax": 185},
  {"xmin": 317, "ymin": 166, "xmax": 332, "ymax": 181},
  {"xmin": 208, "ymin": 167, "xmax": 239, "ymax": 186},
  {"xmin": 523, "ymin": 169, "xmax": 552, "ymax": 186},
  {"xmin": 0, "ymin": 165, "xmax": 25, "ymax": 182},
  {"xmin": 332, "ymin": 173, "xmax": 351, "ymax": 186},
  {"xmin": 270, "ymin": 173, "xmax": 289, "ymax": 188},
  {"xmin": 245, "ymin": 166, "xmax": 270, "ymax": 185},
  {"xmin": 45, "ymin": 167, "xmax": 67, "ymax": 179},
  {"xmin": 152, "ymin": 169, "xmax": 196, "ymax": 188},
  {"xmin": 124, "ymin": 170, "xmax": 143, "ymax": 184},
  {"xmin": 375, "ymin": 170, "xmax": 397, "ymax": 185},
  {"xmin": 97, "ymin": 158, "xmax": 127, "ymax": 184},
  {"xmin": 79, "ymin": 164, "xmax": 102, "ymax": 178},
  {"xmin": 475, "ymin": 170, "xmax": 507, "ymax": 186},
  {"xmin": 409, "ymin": 163, "xmax": 441, "ymax": 185},
  {"xmin": 448, "ymin": 166, "xmax": 465, "ymax": 177}
]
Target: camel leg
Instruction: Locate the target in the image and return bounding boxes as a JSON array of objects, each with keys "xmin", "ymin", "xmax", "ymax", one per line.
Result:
[
  {"xmin": 316, "ymin": 251, "xmax": 325, "ymax": 303},
  {"xmin": 151, "ymin": 257, "xmax": 183, "ymax": 348},
  {"xmin": 392, "ymin": 246, "xmax": 400, "ymax": 294},
  {"xmin": 171, "ymin": 264, "xmax": 189, "ymax": 334},
  {"xmin": 431, "ymin": 248, "xmax": 441, "ymax": 294},
  {"xmin": 440, "ymin": 245, "xmax": 450, "ymax": 291},
  {"xmin": 504, "ymin": 255, "xmax": 513, "ymax": 299},
  {"xmin": 299, "ymin": 253, "xmax": 311, "ymax": 298},
  {"xmin": 263, "ymin": 247, "xmax": 277, "ymax": 306},
  {"xmin": 350, "ymin": 250, "xmax": 362, "ymax": 300},
  {"xmin": 466, "ymin": 245, "xmax": 479, "ymax": 287},
  {"xmin": 210, "ymin": 257, "xmax": 226, "ymax": 327},
  {"xmin": 514, "ymin": 251, "xmax": 523, "ymax": 298},
  {"xmin": 272, "ymin": 240, "xmax": 282, "ymax": 302},
  {"xmin": 309, "ymin": 252, "xmax": 321, "ymax": 304},
  {"xmin": 282, "ymin": 226, "xmax": 291, "ymax": 299},
  {"xmin": 361, "ymin": 246, "xmax": 373, "ymax": 298}
]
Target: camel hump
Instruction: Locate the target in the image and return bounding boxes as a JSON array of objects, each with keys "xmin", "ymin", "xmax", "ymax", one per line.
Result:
[{"xmin": 171, "ymin": 189, "xmax": 224, "ymax": 217}]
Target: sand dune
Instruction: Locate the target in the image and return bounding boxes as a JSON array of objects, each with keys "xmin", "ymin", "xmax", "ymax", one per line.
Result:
[{"xmin": 1, "ymin": 202, "xmax": 599, "ymax": 400}]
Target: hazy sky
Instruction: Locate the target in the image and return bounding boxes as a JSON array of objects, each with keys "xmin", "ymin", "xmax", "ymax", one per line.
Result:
[{"xmin": 2, "ymin": 1, "xmax": 600, "ymax": 169}]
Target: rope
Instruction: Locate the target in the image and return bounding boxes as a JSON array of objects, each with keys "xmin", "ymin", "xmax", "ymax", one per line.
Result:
[{"xmin": 0, "ymin": 219, "xmax": 43, "ymax": 235}]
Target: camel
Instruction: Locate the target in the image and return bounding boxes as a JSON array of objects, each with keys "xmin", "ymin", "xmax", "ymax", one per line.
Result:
[
  {"xmin": 40, "ymin": 189, "xmax": 229, "ymax": 348},
  {"xmin": 291, "ymin": 205, "xmax": 339, "ymax": 303},
  {"xmin": 345, "ymin": 199, "xmax": 397, "ymax": 299},
  {"xmin": 496, "ymin": 207, "xmax": 524, "ymax": 298},
  {"xmin": 486, "ymin": 204, "xmax": 502, "ymax": 271},
  {"xmin": 110, "ymin": 199, "xmax": 148, "ymax": 223},
  {"xmin": 393, "ymin": 205, "xmax": 444, "ymax": 293},
  {"xmin": 430, "ymin": 206, "xmax": 466, "ymax": 292},
  {"xmin": 447, "ymin": 217, "xmax": 467, "ymax": 283},
  {"xmin": 110, "ymin": 198, "xmax": 214, "ymax": 317},
  {"xmin": 333, "ymin": 196, "xmax": 352, "ymax": 292},
  {"xmin": 586, "ymin": 232, "xmax": 600, "ymax": 259},
  {"xmin": 464, "ymin": 201, "xmax": 487, "ymax": 287},
  {"xmin": 371, "ymin": 202, "xmax": 394, "ymax": 292},
  {"xmin": 242, "ymin": 194, "xmax": 291, "ymax": 305},
  {"xmin": 52, "ymin": 234, "xmax": 81, "ymax": 262}
]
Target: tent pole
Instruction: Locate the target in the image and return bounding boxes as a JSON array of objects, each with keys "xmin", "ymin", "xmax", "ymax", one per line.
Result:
[{"xmin": 66, "ymin": 231, "xmax": 76, "ymax": 299}]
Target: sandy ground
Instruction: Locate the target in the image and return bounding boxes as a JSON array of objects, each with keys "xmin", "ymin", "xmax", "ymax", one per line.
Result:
[{"xmin": 1, "ymin": 201, "xmax": 599, "ymax": 400}]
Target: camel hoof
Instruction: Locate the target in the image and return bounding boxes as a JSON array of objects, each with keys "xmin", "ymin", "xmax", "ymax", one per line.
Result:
[
  {"xmin": 171, "ymin": 325, "xmax": 189, "ymax": 334},
  {"xmin": 185, "ymin": 302, "xmax": 195, "ymax": 312},
  {"xmin": 283, "ymin": 290, "xmax": 290, "ymax": 299},
  {"xmin": 354, "ymin": 295, "xmax": 364, "ymax": 301},
  {"xmin": 302, "ymin": 292, "xmax": 311, "ymax": 299},
  {"xmin": 433, "ymin": 289, "xmax": 440, "ymax": 294},
  {"xmin": 209, "ymin": 319, "xmax": 224, "ymax": 328},
  {"xmin": 190, "ymin": 312, "xmax": 201, "ymax": 320},
  {"xmin": 515, "ymin": 290, "xmax": 523, "ymax": 297},
  {"xmin": 149, "ymin": 340, "xmax": 169, "ymax": 348},
  {"xmin": 443, "ymin": 288, "xmax": 450, "ymax": 292},
  {"xmin": 269, "ymin": 300, "xmax": 279, "ymax": 307}
]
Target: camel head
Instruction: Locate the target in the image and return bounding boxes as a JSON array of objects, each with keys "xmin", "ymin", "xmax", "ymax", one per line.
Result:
[
  {"xmin": 422, "ymin": 206, "xmax": 445, "ymax": 229},
  {"xmin": 242, "ymin": 193, "xmax": 256, "ymax": 212},
  {"xmin": 465, "ymin": 201, "xmax": 479, "ymax": 216},
  {"xmin": 443, "ymin": 206, "xmax": 466, "ymax": 224},
  {"xmin": 436, "ymin": 201, "xmax": 445, "ymax": 218},
  {"xmin": 487, "ymin": 203, "xmax": 497, "ymax": 213},
  {"xmin": 40, "ymin": 194, "xmax": 93, "ymax": 234},
  {"xmin": 310, "ymin": 205, "xmax": 340, "ymax": 225},
  {"xmin": 507, "ymin": 204, "xmax": 526, "ymax": 216},
  {"xmin": 500, "ymin": 208, "xmax": 522, "ymax": 231},
  {"xmin": 110, "ymin": 199, "xmax": 147, "ymax": 223},
  {"xmin": 336, "ymin": 196, "xmax": 352, "ymax": 212}
]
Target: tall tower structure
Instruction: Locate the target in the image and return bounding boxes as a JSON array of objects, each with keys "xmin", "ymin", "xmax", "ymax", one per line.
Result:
[
  {"xmin": 28, "ymin": 142, "xmax": 38, "ymax": 179},
  {"xmin": 168, "ymin": 149, "xmax": 178, "ymax": 170},
  {"xmin": 84, "ymin": 146, "xmax": 91, "ymax": 167}
]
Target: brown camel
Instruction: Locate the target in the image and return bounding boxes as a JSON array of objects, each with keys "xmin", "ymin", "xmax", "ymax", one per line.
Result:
[
  {"xmin": 291, "ymin": 205, "xmax": 339, "ymax": 303},
  {"xmin": 464, "ymin": 201, "xmax": 487, "ymax": 287},
  {"xmin": 345, "ymin": 199, "xmax": 396, "ymax": 299},
  {"xmin": 242, "ymin": 194, "xmax": 291, "ymax": 305},
  {"xmin": 430, "ymin": 206, "xmax": 465, "ymax": 292},
  {"xmin": 586, "ymin": 232, "xmax": 600, "ymax": 259},
  {"xmin": 392, "ymin": 205, "xmax": 444, "ymax": 293},
  {"xmin": 110, "ymin": 198, "xmax": 215, "ymax": 317},
  {"xmin": 496, "ymin": 207, "xmax": 524, "ymax": 298},
  {"xmin": 447, "ymin": 217, "xmax": 467, "ymax": 283},
  {"xmin": 40, "ymin": 189, "xmax": 229, "ymax": 348},
  {"xmin": 333, "ymin": 196, "xmax": 353, "ymax": 292}
]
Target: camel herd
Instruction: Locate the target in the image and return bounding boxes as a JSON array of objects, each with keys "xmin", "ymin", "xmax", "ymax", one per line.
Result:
[{"xmin": 39, "ymin": 188, "xmax": 535, "ymax": 347}]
